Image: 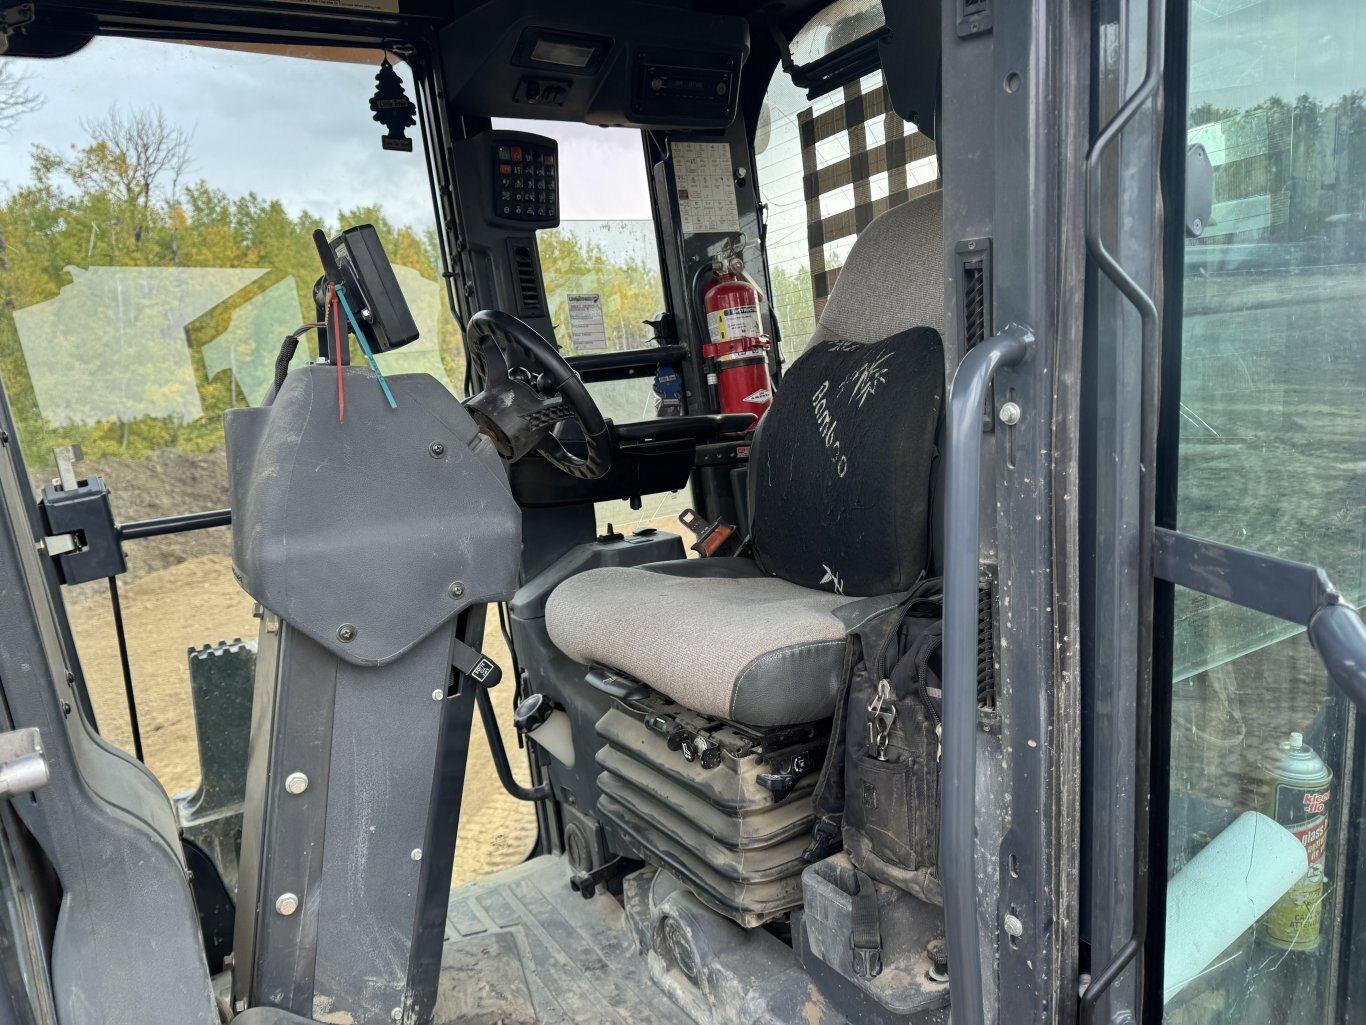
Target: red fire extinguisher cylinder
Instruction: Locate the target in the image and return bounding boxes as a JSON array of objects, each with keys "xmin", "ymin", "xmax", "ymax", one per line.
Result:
[{"xmin": 701, "ymin": 271, "xmax": 773, "ymax": 422}]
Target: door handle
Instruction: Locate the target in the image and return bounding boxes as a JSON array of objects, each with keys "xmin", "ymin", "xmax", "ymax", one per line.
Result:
[
  {"xmin": 942, "ymin": 322, "xmax": 1034, "ymax": 1025},
  {"xmin": 1308, "ymin": 602, "xmax": 1366, "ymax": 712}
]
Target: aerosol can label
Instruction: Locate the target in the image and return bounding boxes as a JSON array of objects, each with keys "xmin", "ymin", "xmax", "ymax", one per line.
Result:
[
  {"xmin": 707, "ymin": 304, "xmax": 761, "ymax": 345},
  {"xmin": 1258, "ymin": 731, "xmax": 1333, "ymax": 950}
]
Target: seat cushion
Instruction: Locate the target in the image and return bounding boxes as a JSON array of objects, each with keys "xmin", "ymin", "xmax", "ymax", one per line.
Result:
[{"xmin": 545, "ymin": 559, "xmax": 897, "ymax": 726}]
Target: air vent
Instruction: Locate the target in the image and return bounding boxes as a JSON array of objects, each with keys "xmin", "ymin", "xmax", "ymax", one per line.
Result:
[
  {"xmin": 507, "ymin": 240, "xmax": 546, "ymax": 318},
  {"xmin": 956, "ymin": 238, "xmax": 994, "ymax": 429},
  {"xmin": 977, "ymin": 570, "xmax": 999, "ymax": 729},
  {"xmin": 963, "ymin": 260, "xmax": 986, "ymax": 349}
]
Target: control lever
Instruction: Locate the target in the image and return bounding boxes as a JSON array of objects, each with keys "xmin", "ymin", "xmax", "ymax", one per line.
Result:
[
  {"xmin": 569, "ymin": 856, "xmax": 627, "ymax": 900},
  {"xmin": 461, "ymin": 648, "xmax": 549, "ymax": 803}
]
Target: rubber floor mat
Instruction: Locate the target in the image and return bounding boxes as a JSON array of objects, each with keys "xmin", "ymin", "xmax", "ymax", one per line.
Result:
[{"xmin": 439, "ymin": 856, "xmax": 697, "ymax": 1025}]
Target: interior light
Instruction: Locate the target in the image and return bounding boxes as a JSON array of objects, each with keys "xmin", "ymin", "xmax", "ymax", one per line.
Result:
[{"xmin": 530, "ymin": 38, "xmax": 597, "ymax": 69}]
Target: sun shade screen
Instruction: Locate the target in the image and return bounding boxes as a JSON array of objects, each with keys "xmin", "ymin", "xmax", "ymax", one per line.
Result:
[
  {"xmin": 749, "ymin": 327, "xmax": 945, "ymax": 597},
  {"xmin": 789, "ymin": 0, "xmax": 886, "ymax": 67},
  {"xmin": 800, "ymin": 80, "xmax": 938, "ymax": 320}
]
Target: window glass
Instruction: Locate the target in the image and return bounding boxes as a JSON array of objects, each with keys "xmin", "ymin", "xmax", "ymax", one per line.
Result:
[
  {"xmin": 492, "ymin": 118, "xmax": 687, "ymax": 534},
  {"xmin": 755, "ymin": 67, "xmax": 937, "ymax": 359},
  {"xmin": 0, "ymin": 39, "xmax": 531, "ymax": 885},
  {"xmin": 1164, "ymin": 1, "xmax": 1366, "ymax": 1020}
]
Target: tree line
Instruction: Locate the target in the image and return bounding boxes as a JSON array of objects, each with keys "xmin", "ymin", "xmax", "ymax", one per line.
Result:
[{"xmin": 0, "ymin": 98, "xmax": 671, "ymax": 465}]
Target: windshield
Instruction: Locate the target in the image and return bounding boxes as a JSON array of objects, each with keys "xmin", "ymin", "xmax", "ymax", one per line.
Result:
[{"xmin": 0, "ymin": 37, "xmax": 533, "ymax": 885}]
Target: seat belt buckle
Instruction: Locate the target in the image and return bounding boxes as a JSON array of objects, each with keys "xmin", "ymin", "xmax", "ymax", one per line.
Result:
[
  {"xmin": 851, "ymin": 940, "xmax": 883, "ymax": 979},
  {"xmin": 679, "ymin": 508, "xmax": 741, "ymax": 558}
]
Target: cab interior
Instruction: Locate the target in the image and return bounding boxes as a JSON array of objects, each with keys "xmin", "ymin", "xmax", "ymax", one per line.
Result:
[{"xmin": 0, "ymin": 1, "xmax": 977, "ymax": 1023}]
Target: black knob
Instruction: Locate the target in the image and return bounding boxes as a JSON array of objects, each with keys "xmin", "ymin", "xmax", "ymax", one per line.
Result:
[{"xmin": 513, "ymin": 693, "xmax": 552, "ymax": 734}]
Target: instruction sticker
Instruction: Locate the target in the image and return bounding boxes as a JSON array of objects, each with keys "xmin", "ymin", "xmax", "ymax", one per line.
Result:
[
  {"xmin": 673, "ymin": 142, "xmax": 741, "ymax": 235},
  {"xmin": 707, "ymin": 303, "xmax": 761, "ymax": 345},
  {"xmin": 567, "ymin": 293, "xmax": 608, "ymax": 352}
]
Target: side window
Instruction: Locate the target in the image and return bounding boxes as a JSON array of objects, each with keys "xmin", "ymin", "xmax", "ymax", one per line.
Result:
[
  {"xmin": 756, "ymin": 63, "xmax": 938, "ymax": 359},
  {"xmin": 0, "ymin": 41, "xmax": 532, "ymax": 884},
  {"xmin": 1159, "ymin": 1, "xmax": 1366, "ymax": 1020}
]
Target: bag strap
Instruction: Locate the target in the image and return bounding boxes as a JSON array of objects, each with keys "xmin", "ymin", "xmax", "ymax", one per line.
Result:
[{"xmin": 840, "ymin": 865, "xmax": 883, "ymax": 978}]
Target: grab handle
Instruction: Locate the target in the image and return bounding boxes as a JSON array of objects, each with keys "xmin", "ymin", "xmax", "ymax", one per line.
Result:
[{"xmin": 941, "ymin": 322, "xmax": 1034, "ymax": 1025}]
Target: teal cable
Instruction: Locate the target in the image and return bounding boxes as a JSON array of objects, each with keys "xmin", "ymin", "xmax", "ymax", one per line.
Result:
[{"xmin": 333, "ymin": 283, "xmax": 398, "ymax": 409}]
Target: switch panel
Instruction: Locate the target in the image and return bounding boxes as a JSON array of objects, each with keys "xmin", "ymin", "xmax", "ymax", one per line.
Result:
[{"xmin": 490, "ymin": 131, "xmax": 559, "ymax": 227}]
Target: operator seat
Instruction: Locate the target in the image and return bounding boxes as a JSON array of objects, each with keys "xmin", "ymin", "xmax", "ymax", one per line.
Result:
[{"xmin": 546, "ymin": 192, "xmax": 945, "ymax": 727}]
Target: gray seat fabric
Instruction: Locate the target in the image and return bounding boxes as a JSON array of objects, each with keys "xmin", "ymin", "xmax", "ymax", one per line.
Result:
[
  {"xmin": 545, "ymin": 559, "xmax": 897, "ymax": 725},
  {"xmin": 545, "ymin": 193, "xmax": 944, "ymax": 726}
]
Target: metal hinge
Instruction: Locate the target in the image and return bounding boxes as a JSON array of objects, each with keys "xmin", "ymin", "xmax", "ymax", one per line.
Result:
[{"xmin": 0, "ymin": 729, "xmax": 49, "ymax": 798}]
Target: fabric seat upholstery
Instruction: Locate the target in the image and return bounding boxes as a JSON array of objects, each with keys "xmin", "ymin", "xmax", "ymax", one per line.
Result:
[
  {"xmin": 546, "ymin": 559, "xmax": 899, "ymax": 725},
  {"xmin": 545, "ymin": 191, "xmax": 944, "ymax": 726}
]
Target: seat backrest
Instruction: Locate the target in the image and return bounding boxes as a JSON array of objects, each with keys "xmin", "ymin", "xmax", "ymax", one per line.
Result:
[{"xmin": 749, "ymin": 191, "xmax": 945, "ymax": 598}]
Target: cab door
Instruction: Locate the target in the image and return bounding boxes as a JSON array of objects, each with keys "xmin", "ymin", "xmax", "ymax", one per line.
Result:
[{"xmin": 1087, "ymin": 1, "xmax": 1366, "ymax": 1022}]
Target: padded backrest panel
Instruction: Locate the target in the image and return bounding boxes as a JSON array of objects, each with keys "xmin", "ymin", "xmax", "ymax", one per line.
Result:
[
  {"xmin": 749, "ymin": 192, "xmax": 946, "ymax": 596},
  {"xmin": 750, "ymin": 329, "xmax": 944, "ymax": 596}
]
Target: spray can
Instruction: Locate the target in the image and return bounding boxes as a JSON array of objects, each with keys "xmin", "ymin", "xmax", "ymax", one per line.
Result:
[{"xmin": 1258, "ymin": 731, "xmax": 1333, "ymax": 950}]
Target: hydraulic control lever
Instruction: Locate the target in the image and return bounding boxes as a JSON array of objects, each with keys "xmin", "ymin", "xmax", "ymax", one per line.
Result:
[{"xmin": 459, "ymin": 644, "xmax": 550, "ymax": 803}]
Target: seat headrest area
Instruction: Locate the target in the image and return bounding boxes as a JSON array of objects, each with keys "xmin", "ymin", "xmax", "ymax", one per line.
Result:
[{"xmin": 806, "ymin": 189, "xmax": 945, "ymax": 349}]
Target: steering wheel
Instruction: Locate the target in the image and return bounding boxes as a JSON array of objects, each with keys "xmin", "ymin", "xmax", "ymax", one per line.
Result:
[{"xmin": 464, "ymin": 310, "xmax": 612, "ymax": 480}]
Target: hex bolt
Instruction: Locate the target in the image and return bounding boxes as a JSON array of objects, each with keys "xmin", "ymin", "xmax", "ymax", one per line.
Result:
[
  {"xmin": 337, "ymin": 623, "xmax": 357, "ymax": 642},
  {"xmin": 999, "ymin": 401, "xmax": 1022, "ymax": 426},
  {"xmin": 284, "ymin": 772, "xmax": 309, "ymax": 795},
  {"xmin": 448, "ymin": 581, "xmax": 465, "ymax": 599},
  {"xmin": 275, "ymin": 893, "xmax": 299, "ymax": 916},
  {"xmin": 430, "ymin": 441, "xmax": 446, "ymax": 458},
  {"xmin": 411, "ymin": 848, "xmax": 423, "ymax": 862},
  {"xmin": 431, "ymin": 689, "xmax": 445, "ymax": 702},
  {"xmin": 1003, "ymin": 913, "xmax": 1024, "ymax": 938}
]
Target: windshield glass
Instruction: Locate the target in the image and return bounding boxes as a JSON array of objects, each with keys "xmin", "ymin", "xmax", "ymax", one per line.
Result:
[{"xmin": 0, "ymin": 37, "xmax": 533, "ymax": 885}]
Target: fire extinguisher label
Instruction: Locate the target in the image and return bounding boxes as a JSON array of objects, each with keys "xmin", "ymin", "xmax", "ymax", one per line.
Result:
[
  {"xmin": 743, "ymin": 389, "xmax": 771, "ymax": 404},
  {"xmin": 707, "ymin": 304, "xmax": 761, "ymax": 344}
]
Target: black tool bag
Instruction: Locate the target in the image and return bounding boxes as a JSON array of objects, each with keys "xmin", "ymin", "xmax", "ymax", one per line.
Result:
[{"xmin": 809, "ymin": 576, "xmax": 944, "ymax": 906}]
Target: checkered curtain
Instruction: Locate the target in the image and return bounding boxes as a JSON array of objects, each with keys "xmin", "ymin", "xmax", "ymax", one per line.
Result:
[{"xmin": 798, "ymin": 80, "xmax": 938, "ymax": 319}]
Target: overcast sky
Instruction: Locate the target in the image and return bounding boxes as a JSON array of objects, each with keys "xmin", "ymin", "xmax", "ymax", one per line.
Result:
[{"xmin": 0, "ymin": 36, "xmax": 653, "ymax": 231}]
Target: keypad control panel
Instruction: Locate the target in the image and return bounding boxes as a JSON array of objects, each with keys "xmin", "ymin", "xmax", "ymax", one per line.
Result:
[{"xmin": 492, "ymin": 133, "xmax": 559, "ymax": 226}]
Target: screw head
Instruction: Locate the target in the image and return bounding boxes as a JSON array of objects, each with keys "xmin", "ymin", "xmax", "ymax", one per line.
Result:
[
  {"xmin": 1003, "ymin": 913, "xmax": 1024, "ymax": 938},
  {"xmin": 391, "ymin": 1009, "xmax": 403, "ymax": 1022},
  {"xmin": 275, "ymin": 893, "xmax": 299, "ymax": 916},
  {"xmin": 448, "ymin": 581, "xmax": 465, "ymax": 599},
  {"xmin": 284, "ymin": 772, "xmax": 309, "ymax": 795},
  {"xmin": 411, "ymin": 848, "xmax": 423, "ymax": 862},
  {"xmin": 432, "ymin": 688, "xmax": 445, "ymax": 702},
  {"xmin": 1192, "ymin": 217, "xmax": 1204, "ymax": 235},
  {"xmin": 337, "ymin": 623, "xmax": 357, "ymax": 642},
  {"xmin": 999, "ymin": 401, "xmax": 1022, "ymax": 426},
  {"xmin": 430, "ymin": 441, "xmax": 446, "ymax": 458}
]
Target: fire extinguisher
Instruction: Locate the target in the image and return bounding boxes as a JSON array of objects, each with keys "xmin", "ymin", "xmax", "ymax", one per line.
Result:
[{"xmin": 700, "ymin": 247, "xmax": 774, "ymax": 424}]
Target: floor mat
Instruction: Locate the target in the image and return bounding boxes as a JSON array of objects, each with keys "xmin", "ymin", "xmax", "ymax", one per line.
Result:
[{"xmin": 439, "ymin": 856, "xmax": 696, "ymax": 1025}]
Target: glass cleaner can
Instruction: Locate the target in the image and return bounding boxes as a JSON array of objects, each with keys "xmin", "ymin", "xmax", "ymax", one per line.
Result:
[{"xmin": 1258, "ymin": 731, "xmax": 1333, "ymax": 950}]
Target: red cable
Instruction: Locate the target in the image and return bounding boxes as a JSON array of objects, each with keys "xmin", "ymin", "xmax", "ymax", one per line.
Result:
[{"xmin": 329, "ymin": 284, "xmax": 345, "ymax": 425}]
